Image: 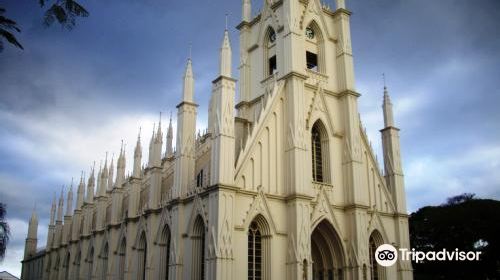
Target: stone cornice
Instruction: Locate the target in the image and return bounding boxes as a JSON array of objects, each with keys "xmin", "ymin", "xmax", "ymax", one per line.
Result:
[
  {"xmin": 176, "ymin": 101, "xmax": 199, "ymax": 108},
  {"xmin": 212, "ymin": 75, "xmax": 237, "ymax": 84},
  {"xmin": 331, "ymin": 8, "xmax": 352, "ymax": 18},
  {"xmin": 380, "ymin": 126, "xmax": 400, "ymax": 132},
  {"xmin": 279, "ymin": 71, "xmax": 309, "ymax": 81},
  {"xmin": 285, "ymin": 193, "xmax": 315, "ymax": 202},
  {"xmin": 338, "ymin": 89, "xmax": 361, "ymax": 98}
]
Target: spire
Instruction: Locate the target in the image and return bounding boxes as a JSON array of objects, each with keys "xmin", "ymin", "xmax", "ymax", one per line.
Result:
[
  {"xmin": 156, "ymin": 112, "xmax": 163, "ymax": 142},
  {"xmin": 65, "ymin": 179, "xmax": 73, "ymax": 216},
  {"xmin": 116, "ymin": 141, "xmax": 126, "ymax": 188},
  {"xmin": 100, "ymin": 154, "xmax": 109, "ymax": 196},
  {"xmin": 50, "ymin": 192, "xmax": 56, "ymax": 225},
  {"xmin": 242, "ymin": 0, "xmax": 251, "ymax": 22},
  {"xmin": 219, "ymin": 21, "xmax": 232, "ymax": 78},
  {"xmin": 182, "ymin": 57, "xmax": 194, "ymax": 102},
  {"xmin": 382, "ymin": 74, "xmax": 395, "ymax": 128},
  {"xmin": 86, "ymin": 163, "xmax": 96, "ymax": 203},
  {"xmin": 76, "ymin": 172, "xmax": 85, "ymax": 210},
  {"xmin": 166, "ymin": 112, "xmax": 174, "ymax": 157},
  {"xmin": 133, "ymin": 128, "xmax": 143, "ymax": 178},
  {"xmin": 56, "ymin": 186, "xmax": 64, "ymax": 222},
  {"xmin": 25, "ymin": 205, "xmax": 38, "ymax": 258},
  {"xmin": 28, "ymin": 206, "xmax": 38, "ymax": 239},
  {"xmin": 108, "ymin": 154, "xmax": 114, "ymax": 190}
]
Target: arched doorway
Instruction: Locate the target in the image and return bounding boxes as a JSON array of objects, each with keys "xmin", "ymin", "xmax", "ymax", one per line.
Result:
[{"xmin": 311, "ymin": 220, "xmax": 345, "ymax": 280}]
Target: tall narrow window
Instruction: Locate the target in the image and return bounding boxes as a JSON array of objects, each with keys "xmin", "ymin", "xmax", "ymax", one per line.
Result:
[
  {"xmin": 160, "ymin": 226, "xmax": 171, "ymax": 280},
  {"xmin": 117, "ymin": 239, "xmax": 126, "ymax": 280},
  {"xmin": 54, "ymin": 255, "xmax": 60, "ymax": 280},
  {"xmin": 101, "ymin": 243, "xmax": 109, "ymax": 280},
  {"xmin": 88, "ymin": 248, "xmax": 94, "ymax": 280},
  {"xmin": 192, "ymin": 216, "xmax": 206, "ymax": 280},
  {"xmin": 200, "ymin": 229, "xmax": 205, "ymax": 279},
  {"xmin": 137, "ymin": 233, "xmax": 147, "ymax": 280},
  {"xmin": 265, "ymin": 27, "xmax": 277, "ymax": 78},
  {"xmin": 196, "ymin": 169, "xmax": 204, "ymax": 188},
  {"xmin": 302, "ymin": 259, "xmax": 308, "ymax": 280},
  {"xmin": 64, "ymin": 253, "xmax": 70, "ymax": 280},
  {"xmin": 369, "ymin": 236, "xmax": 379, "ymax": 280},
  {"xmin": 311, "ymin": 123, "xmax": 323, "ymax": 182},
  {"xmin": 248, "ymin": 222, "xmax": 262, "ymax": 280},
  {"xmin": 74, "ymin": 252, "xmax": 81, "ymax": 279},
  {"xmin": 305, "ymin": 23, "xmax": 324, "ymax": 73},
  {"xmin": 268, "ymin": 56, "xmax": 277, "ymax": 76},
  {"xmin": 369, "ymin": 231, "xmax": 386, "ymax": 280}
]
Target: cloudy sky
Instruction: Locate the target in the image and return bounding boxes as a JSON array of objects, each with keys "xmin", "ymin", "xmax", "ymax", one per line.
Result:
[{"xmin": 1, "ymin": 0, "xmax": 499, "ymax": 276}]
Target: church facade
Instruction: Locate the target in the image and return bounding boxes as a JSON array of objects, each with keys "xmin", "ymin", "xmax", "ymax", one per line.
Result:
[{"xmin": 21, "ymin": 0, "xmax": 413, "ymax": 279}]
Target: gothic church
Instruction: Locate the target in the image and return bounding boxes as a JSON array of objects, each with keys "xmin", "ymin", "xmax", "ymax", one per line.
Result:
[{"xmin": 21, "ymin": 0, "xmax": 413, "ymax": 279}]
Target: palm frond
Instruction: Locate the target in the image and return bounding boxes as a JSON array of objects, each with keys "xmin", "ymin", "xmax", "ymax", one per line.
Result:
[
  {"xmin": 64, "ymin": 0, "xmax": 89, "ymax": 18},
  {"xmin": 0, "ymin": 30, "xmax": 23, "ymax": 49},
  {"xmin": 0, "ymin": 8, "xmax": 23, "ymax": 52}
]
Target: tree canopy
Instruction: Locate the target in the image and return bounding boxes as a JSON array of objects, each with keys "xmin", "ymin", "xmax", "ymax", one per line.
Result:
[
  {"xmin": 0, "ymin": 203, "xmax": 9, "ymax": 261},
  {"xmin": 410, "ymin": 193, "xmax": 500, "ymax": 279}
]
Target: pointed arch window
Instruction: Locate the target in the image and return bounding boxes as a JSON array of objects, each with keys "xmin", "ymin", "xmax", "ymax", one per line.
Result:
[
  {"xmin": 369, "ymin": 231, "xmax": 386, "ymax": 280},
  {"xmin": 265, "ymin": 27, "xmax": 278, "ymax": 77},
  {"xmin": 248, "ymin": 222, "xmax": 262, "ymax": 280},
  {"xmin": 305, "ymin": 22, "xmax": 325, "ymax": 73},
  {"xmin": 87, "ymin": 247, "xmax": 94, "ymax": 280},
  {"xmin": 54, "ymin": 255, "xmax": 60, "ymax": 280},
  {"xmin": 74, "ymin": 251, "xmax": 81, "ymax": 280},
  {"xmin": 192, "ymin": 216, "xmax": 206, "ymax": 280},
  {"xmin": 101, "ymin": 243, "xmax": 109, "ymax": 280},
  {"xmin": 160, "ymin": 226, "xmax": 171, "ymax": 280},
  {"xmin": 117, "ymin": 238, "xmax": 126, "ymax": 280},
  {"xmin": 311, "ymin": 121, "xmax": 330, "ymax": 183},
  {"xmin": 247, "ymin": 216, "xmax": 271, "ymax": 280},
  {"xmin": 137, "ymin": 232, "xmax": 147, "ymax": 280},
  {"xmin": 63, "ymin": 252, "xmax": 70, "ymax": 280}
]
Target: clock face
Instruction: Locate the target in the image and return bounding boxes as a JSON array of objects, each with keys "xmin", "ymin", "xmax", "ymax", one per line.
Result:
[
  {"xmin": 306, "ymin": 27, "xmax": 315, "ymax": 40},
  {"xmin": 269, "ymin": 30, "xmax": 276, "ymax": 43}
]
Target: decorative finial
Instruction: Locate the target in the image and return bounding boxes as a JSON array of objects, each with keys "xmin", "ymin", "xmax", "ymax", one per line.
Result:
[
  {"xmin": 189, "ymin": 43, "xmax": 192, "ymax": 60},
  {"xmin": 225, "ymin": 13, "xmax": 228, "ymax": 30},
  {"xmin": 382, "ymin": 73, "xmax": 386, "ymax": 90}
]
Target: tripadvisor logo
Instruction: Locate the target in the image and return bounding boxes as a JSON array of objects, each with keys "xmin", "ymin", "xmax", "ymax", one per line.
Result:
[
  {"xmin": 374, "ymin": 244, "xmax": 482, "ymax": 267},
  {"xmin": 375, "ymin": 244, "xmax": 398, "ymax": 267}
]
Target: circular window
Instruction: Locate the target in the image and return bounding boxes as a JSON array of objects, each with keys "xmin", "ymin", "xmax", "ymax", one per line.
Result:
[
  {"xmin": 305, "ymin": 27, "xmax": 315, "ymax": 40},
  {"xmin": 269, "ymin": 29, "xmax": 276, "ymax": 43}
]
